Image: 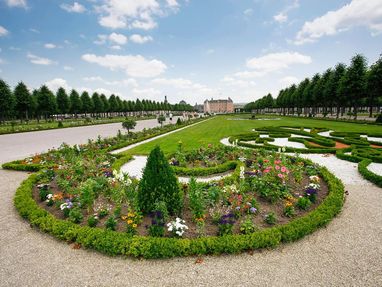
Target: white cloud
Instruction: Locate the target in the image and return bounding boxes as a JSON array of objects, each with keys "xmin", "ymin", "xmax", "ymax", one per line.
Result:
[
  {"xmin": 110, "ymin": 45, "xmax": 122, "ymax": 50},
  {"xmin": 64, "ymin": 65, "xmax": 74, "ymax": 71},
  {"xmin": 295, "ymin": 0, "xmax": 382, "ymax": 45},
  {"xmin": 60, "ymin": 2, "xmax": 86, "ymax": 13},
  {"xmin": 244, "ymin": 8, "xmax": 253, "ymax": 17},
  {"xmin": 109, "ymin": 32, "xmax": 128, "ymax": 45},
  {"xmin": 221, "ymin": 76, "xmax": 256, "ymax": 88},
  {"xmin": 234, "ymin": 52, "xmax": 311, "ymax": 78},
  {"xmin": 96, "ymin": 0, "xmax": 180, "ymax": 30},
  {"xmin": 273, "ymin": 0, "xmax": 299, "ymax": 24},
  {"xmin": 5, "ymin": 0, "xmax": 27, "ymax": 8},
  {"xmin": 82, "ymin": 54, "xmax": 167, "ymax": 78},
  {"xmin": 94, "ymin": 34, "xmax": 107, "ymax": 45},
  {"xmin": 274, "ymin": 13, "xmax": 287, "ymax": 23},
  {"xmin": 44, "ymin": 43, "xmax": 56, "ymax": 49},
  {"xmin": 45, "ymin": 78, "xmax": 71, "ymax": 92},
  {"xmin": 279, "ymin": 76, "xmax": 299, "ymax": 87},
  {"xmin": 0, "ymin": 26, "xmax": 9, "ymax": 37},
  {"xmin": 27, "ymin": 53, "xmax": 56, "ymax": 65},
  {"xmin": 83, "ymin": 76, "xmax": 138, "ymax": 88},
  {"xmin": 132, "ymin": 87, "xmax": 162, "ymax": 99},
  {"xmin": 206, "ymin": 49, "xmax": 215, "ymax": 55},
  {"xmin": 130, "ymin": 34, "xmax": 153, "ymax": 44},
  {"xmin": 29, "ymin": 28, "xmax": 40, "ymax": 33}
]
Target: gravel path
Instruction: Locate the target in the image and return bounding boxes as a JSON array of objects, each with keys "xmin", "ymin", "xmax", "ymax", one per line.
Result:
[
  {"xmin": 367, "ymin": 162, "xmax": 382, "ymax": 176},
  {"xmin": 1, "ymin": 132, "xmax": 382, "ymax": 286},
  {"xmin": 0, "ymin": 117, "xmax": 181, "ymax": 165}
]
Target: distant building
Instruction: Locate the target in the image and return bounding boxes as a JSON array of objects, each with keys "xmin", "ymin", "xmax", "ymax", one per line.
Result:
[
  {"xmin": 194, "ymin": 103, "xmax": 204, "ymax": 113},
  {"xmin": 234, "ymin": 103, "xmax": 246, "ymax": 113},
  {"xmin": 203, "ymin": 98, "xmax": 234, "ymax": 114},
  {"xmin": 179, "ymin": 100, "xmax": 187, "ymax": 105}
]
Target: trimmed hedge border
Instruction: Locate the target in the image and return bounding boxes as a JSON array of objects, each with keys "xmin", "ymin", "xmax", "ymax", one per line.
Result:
[
  {"xmin": 14, "ymin": 159, "xmax": 344, "ymax": 259},
  {"xmin": 358, "ymin": 159, "xmax": 382, "ymax": 187},
  {"xmin": 171, "ymin": 161, "xmax": 238, "ymax": 176},
  {"xmin": 2, "ymin": 160, "xmax": 43, "ymax": 172}
]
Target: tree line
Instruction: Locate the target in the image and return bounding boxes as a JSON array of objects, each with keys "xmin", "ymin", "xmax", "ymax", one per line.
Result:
[
  {"xmin": 0, "ymin": 80, "xmax": 194, "ymax": 123},
  {"xmin": 245, "ymin": 54, "xmax": 382, "ymax": 119}
]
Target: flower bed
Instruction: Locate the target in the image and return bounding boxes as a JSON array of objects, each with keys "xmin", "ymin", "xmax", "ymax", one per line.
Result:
[{"xmin": 8, "ymin": 134, "xmax": 345, "ymax": 258}]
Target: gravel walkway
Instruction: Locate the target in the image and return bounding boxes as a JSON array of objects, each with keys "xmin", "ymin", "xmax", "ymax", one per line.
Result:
[
  {"xmin": 1, "ymin": 132, "xmax": 382, "ymax": 286},
  {"xmin": 367, "ymin": 162, "xmax": 382, "ymax": 176}
]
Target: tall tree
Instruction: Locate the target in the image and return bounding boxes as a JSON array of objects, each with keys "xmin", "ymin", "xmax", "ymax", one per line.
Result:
[
  {"xmin": 342, "ymin": 54, "xmax": 367, "ymax": 119},
  {"xmin": 69, "ymin": 89, "xmax": 82, "ymax": 117},
  {"xmin": 14, "ymin": 82, "xmax": 31, "ymax": 121},
  {"xmin": 56, "ymin": 87, "xmax": 70, "ymax": 115},
  {"xmin": 92, "ymin": 92, "xmax": 104, "ymax": 116},
  {"xmin": 37, "ymin": 85, "xmax": 56, "ymax": 120},
  {"xmin": 80, "ymin": 91, "xmax": 93, "ymax": 117},
  {"xmin": 326, "ymin": 63, "xmax": 346, "ymax": 117},
  {"xmin": 100, "ymin": 94, "xmax": 109, "ymax": 117},
  {"xmin": 0, "ymin": 79, "xmax": 16, "ymax": 122},
  {"xmin": 108, "ymin": 94, "xmax": 117, "ymax": 115},
  {"xmin": 367, "ymin": 57, "xmax": 382, "ymax": 117}
]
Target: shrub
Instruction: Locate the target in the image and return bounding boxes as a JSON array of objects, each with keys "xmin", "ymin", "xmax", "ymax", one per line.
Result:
[
  {"xmin": 57, "ymin": 121, "xmax": 64, "ymax": 128},
  {"xmin": 239, "ymin": 217, "xmax": 257, "ymax": 234},
  {"xmin": 138, "ymin": 146, "xmax": 182, "ymax": 215},
  {"xmin": 148, "ymin": 211, "xmax": 166, "ymax": 237},
  {"xmin": 176, "ymin": 118, "xmax": 182, "ymax": 125},
  {"xmin": 122, "ymin": 118, "xmax": 137, "ymax": 134},
  {"xmin": 87, "ymin": 215, "xmax": 99, "ymax": 227},
  {"xmin": 283, "ymin": 206, "xmax": 296, "ymax": 218},
  {"xmin": 297, "ymin": 197, "xmax": 311, "ymax": 210},
  {"xmin": 375, "ymin": 114, "xmax": 382, "ymax": 123},
  {"xmin": 105, "ymin": 216, "xmax": 117, "ymax": 231},
  {"xmin": 264, "ymin": 212, "xmax": 277, "ymax": 225},
  {"xmin": 218, "ymin": 213, "xmax": 235, "ymax": 236},
  {"xmin": 68, "ymin": 207, "xmax": 83, "ymax": 223}
]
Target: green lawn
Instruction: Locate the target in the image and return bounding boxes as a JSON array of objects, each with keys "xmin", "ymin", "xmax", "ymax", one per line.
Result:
[{"xmin": 124, "ymin": 114, "xmax": 382, "ymax": 156}]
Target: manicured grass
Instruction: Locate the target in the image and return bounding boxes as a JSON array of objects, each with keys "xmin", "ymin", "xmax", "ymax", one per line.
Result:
[{"xmin": 124, "ymin": 114, "xmax": 382, "ymax": 156}]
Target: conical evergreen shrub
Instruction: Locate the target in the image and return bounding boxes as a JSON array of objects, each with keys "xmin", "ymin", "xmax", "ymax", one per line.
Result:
[{"xmin": 138, "ymin": 146, "xmax": 182, "ymax": 215}]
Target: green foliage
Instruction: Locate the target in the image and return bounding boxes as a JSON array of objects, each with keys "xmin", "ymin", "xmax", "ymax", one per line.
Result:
[
  {"xmin": 239, "ymin": 218, "xmax": 257, "ymax": 234},
  {"xmin": 264, "ymin": 212, "xmax": 277, "ymax": 225},
  {"xmin": 283, "ymin": 206, "xmax": 296, "ymax": 218},
  {"xmin": 13, "ymin": 162, "xmax": 344, "ymax": 258},
  {"xmin": 68, "ymin": 207, "xmax": 83, "ymax": 224},
  {"xmin": 358, "ymin": 159, "xmax": 382, "ymax": 187},
  {"xmin": 87, "ymin": 215, "xmax": 99, "ymax": 227},
  {"xmin": 105, "ymin": 216, "xmax": 117, "ymax": 231},
  {"xmin": 138, "ymin": 146, "xmax": 182, "ymax": 215},
  {"xmin": 188, "ymin": 178, "xmax": 206, "ymax": 220},
  {"xmin": 122, "ymin": 118, "xmax": 137, "ymax": 134},
  {"xmin": 297, "ymin": 197, "xmax": 312, "ymax": 210},
  {"xmin": 172, "ymin": 161, "xmax": 238, "ymax": 176}
]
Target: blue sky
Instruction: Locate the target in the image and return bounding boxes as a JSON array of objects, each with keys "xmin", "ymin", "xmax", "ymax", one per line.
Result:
[{"xmin": 0, "ymin": 0, "xmax": 381, "ymax": 105}]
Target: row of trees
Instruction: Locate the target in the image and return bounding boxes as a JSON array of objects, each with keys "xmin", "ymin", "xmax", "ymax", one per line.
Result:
[
  {"xmin": 0, "ymin": 80, "xmax": 194, "ymax": 122},
  {"xmin": 245, "ymin": 54, "xmax": 382, "ymax": 119}
]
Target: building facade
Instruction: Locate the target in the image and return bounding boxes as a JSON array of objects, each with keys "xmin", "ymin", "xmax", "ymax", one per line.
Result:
[{"xmin": 203, "ymin": 98, "xmax": 234, "ymax": 114}]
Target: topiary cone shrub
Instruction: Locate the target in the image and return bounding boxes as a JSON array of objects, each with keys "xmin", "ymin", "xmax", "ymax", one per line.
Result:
[{"xmin": 138, "ymin": 146, "xmax": 182, "ymax": 215}]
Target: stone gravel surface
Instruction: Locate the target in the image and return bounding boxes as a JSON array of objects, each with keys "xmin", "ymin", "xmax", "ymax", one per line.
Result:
[{"xmin": 1, "ymin": 130, "xmax": 382, "ymax": 286}]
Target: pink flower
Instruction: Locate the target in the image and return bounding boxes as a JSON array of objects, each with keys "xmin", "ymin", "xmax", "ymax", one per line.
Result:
[
  {"xmin": 278, "ymin": 173, "xmax": 283, "ymax": 178},
  {"xmin": 275, "ymin": 165, "xmax": 280, "ymax": 170},
  {"xmin": 274, "ymin": 160, "xmax": 281, "ymax": 165},
  {"xmin": 281, "ymin": 166, "xmax": 287, "ymax": 173},
  {"xmin": 264, "ymin": 169, "xmax": 270, "ymax": 173},
  {"xmin": 264, "ymin": 159, "xmax": 269, "ymax": 163}
]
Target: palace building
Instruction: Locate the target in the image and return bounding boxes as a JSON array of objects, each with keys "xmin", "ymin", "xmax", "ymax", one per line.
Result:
[{"xmin": 203, "ymin": 98, "xmax": 234, "ymax": 114}]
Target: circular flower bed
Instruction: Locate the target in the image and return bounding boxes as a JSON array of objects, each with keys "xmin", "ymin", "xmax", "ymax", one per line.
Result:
[{"xmin": 10, "ymin": 138, "xmax": 344, "ymax": 258}]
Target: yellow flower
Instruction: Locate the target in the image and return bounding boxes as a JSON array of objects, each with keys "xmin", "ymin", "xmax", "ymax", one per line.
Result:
[
  {"xmin": 132, "ymin": 224, "xmax": 137, "ymax": 228},
  {"xmin": 121, "ymin": 216, "xmax": 127, "ymax": 220},
  {"xmin": 127, "ymin": 219, "xmax": 133, "ymax": 224}
]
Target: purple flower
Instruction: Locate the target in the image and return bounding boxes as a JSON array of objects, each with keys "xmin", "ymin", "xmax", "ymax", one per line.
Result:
[
  {"xmin": 305, "ymin": 188, "xmax": 317, "ymax": 196},
  {"xmin": 249, "ymin": 207, "xmax": 257, "ymax": 213}
]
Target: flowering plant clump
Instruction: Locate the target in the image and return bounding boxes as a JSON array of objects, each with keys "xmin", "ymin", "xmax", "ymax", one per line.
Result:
[
  {"xmin": 148, "ymin": 211, "xmax": 166, "ymax": 237},
  {"xmin": 218, "ymin": 213, "xmax": 236, "ymax": 236},
  {"xmin": 167, "ymin": 218, "xmax": 188, "ymax": 237},
  {"xmin": 122, "ymin": 211, "xmax": 142, "ymax": 235}
]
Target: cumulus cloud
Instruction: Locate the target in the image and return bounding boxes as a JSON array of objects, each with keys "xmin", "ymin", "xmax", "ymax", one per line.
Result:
[
  {"xmin": 27, "ymin": 53, "xmax": 56, "ymax": 65},
  {"xmin": 235, "ymin": 52, "xmax": 311, "ymax": 78},
  {"xmin": 295, "ymin": 0, "xmax": 382, "ymax": 45},
  {"xmin": 45, "ymin": 78, "xmax": 72, "ymax": 92},
  {"xmin": 243, "ymin": 8, "xmax": 253, "ymax": 17},
  {"xmin": 273, "ymin": 0, "xmax": 299, "ymax": 24},
  {"xmin": 96, "ymin": 0, "xmax": 180, "ymax": 30},
  {"xmin": 63, "ymin": 65, "xmax": 74, "ymax": 71},
  {"xmin": 109, "ymin": 32, "xmax": 128, "ymax": 45},
  {"xmin": 279, "ymin": 76, "xmax": 299, "ymax": 87},
  {"xmin": 5, "ymin": 0, "xmax": 27, "ymax": 8},
  {"xmin": 44, "ymin": 43, "xmax": 56, "ymax": 49},
  {"xmin": 274, "ymin": 13, "xmax": 287, "ymax": 23},
  {"xmin": 0, "ymin": 26, "xmax": 9, "ymax": 37},
  {"xmin": 221, "ymin": 76, "xmax": 256, "ymax": 88},
  {"xmin": 130, "ymin": 34, "xmax": 153, "ymax": 44},
  {"xmin": 82, "ymin": 54, "xmax": 167, "ymax": 78},
  {"xmin": 60, "ymin": 2, "xmax": 86, "ymax": 13}
]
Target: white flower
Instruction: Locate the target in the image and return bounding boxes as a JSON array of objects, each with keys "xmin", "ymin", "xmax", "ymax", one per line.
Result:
[{"xmin": 60, "ymin": 203, "xmax": 68, "ymax": 210}]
